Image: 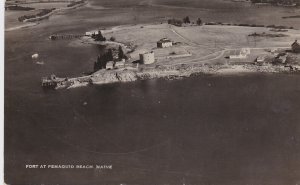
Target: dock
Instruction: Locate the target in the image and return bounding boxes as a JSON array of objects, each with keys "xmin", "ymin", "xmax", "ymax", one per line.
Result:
[{"xmin": 49, "ymin": 34, "xmax": 84, "ymax": 40}]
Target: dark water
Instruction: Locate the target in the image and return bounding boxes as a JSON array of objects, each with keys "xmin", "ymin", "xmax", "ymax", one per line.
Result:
[
  {"xmin": 5, "ymin": 73, "xmax": 300, "ymax": 185},
  {"xmin": 4, "ymin": 0, "xmax": 300, "ymax": 184}
]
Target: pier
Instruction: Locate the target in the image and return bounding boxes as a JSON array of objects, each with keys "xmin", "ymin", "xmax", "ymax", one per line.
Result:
[{"xmin": 49, "ymin": 34, "xmax": 84, "ymax": 40}]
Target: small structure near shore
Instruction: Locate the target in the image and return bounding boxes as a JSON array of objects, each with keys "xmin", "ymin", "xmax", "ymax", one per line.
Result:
[
  {"xmin": 157, "ymin": 38, "xmax": 173, "ymax": 48},
  {"xmin": 106, "ymin": 61, "xmax": 114, "ymax": 70},
  {"xmin": 105, "ymin": 59, "xmax": 125, "ymax": 70},
  {"xmin": 139, "ymin": 51, "xmax": 155, "ymax": 64},
  {"xmin": 291, "ymin": 40, "xmax": 300, "ymax": 53},
  {"xmin": 228, "ymin": 48, "xmax": 250, "ymax": 59},
  {"xmin": 41, "ymin": 74, "xmax": 61, "ymax": 88},
  {"xmin": 115, "ymin": 59, "xmax": 126, "ymax": 68},
  {"xmin": 273, "ymin": 53, "xmax": 288, "ymax": 64}
]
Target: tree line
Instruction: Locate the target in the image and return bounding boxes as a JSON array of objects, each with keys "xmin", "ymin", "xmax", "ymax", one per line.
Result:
[
  {"xmin": 168, "ymin": 16, "xmax": 202, "ymax": 27},
  {"xmin": 94, "ymin": 46, "xmax": 127, "ymax": 71}
]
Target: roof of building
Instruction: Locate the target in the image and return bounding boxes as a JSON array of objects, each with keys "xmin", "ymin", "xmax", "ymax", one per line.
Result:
[
  {"xmin": 292, "ymin": 40, "xmax": 300, "ymax": 47},
  {"xmin": 279, "ymin": 55, "xmax": 287, "ymax": 60},
  {"xmin": 106, "ymin": 61, "xmax": 114, "ymax": 66},
  {"xmin": 140, "ymin": 51, "xmax": 154, "ymax": 55},
  {"xmin": 157, "ymin": 38, "xmax": 172, "ymax": 43}
]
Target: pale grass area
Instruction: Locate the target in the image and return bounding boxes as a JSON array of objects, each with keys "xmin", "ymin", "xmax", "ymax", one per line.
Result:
[
  {"xmin": 172, "ymin": 25, "xmax": 300, "ymax": 49},
  {"xmin": 102, "ymin": 23, "xmax": 300, "ymax": 66},
  {"xmin": 103, "ymin": 23, "xmax": 213, "ymax": 61}
]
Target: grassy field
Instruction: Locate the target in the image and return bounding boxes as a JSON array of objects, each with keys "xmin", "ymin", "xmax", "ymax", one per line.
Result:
[{"xmin": 102, "ymin": 23, "xmax": 300, "ymax": 66}]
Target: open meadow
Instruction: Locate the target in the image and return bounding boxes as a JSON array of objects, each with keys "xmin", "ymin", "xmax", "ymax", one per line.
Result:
[{"xmin": 101, "ymin": 23, "xmax": 300, "ymax": 66}]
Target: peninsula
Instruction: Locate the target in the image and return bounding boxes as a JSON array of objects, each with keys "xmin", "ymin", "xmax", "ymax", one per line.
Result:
[{"xmin": 42, "ymin": 21, "xmax": 300, "ymax": 89}]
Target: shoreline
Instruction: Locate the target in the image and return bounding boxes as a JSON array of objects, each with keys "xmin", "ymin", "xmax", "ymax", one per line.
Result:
[
  {"xmin": 22, "ymin": 1, "xmax": 88, "ymax": 23},
  {"xmin": 44, "ymin": 63, "xmax": 300, "ymax": 90}
]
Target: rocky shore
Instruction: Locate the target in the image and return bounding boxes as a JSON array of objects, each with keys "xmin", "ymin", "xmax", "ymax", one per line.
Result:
[{"xmin": 46, "ymin": 63, "xmax": 300, "ymax": 89}]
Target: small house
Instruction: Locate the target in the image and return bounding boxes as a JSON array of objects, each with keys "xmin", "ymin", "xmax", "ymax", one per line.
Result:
[
  {"xmin": 273, "ymin": 53, "xmax": 287, "ymax": 64},
  {"xmin": 157, "ymin": 38, "xmax": 173, "ymax": 48},
  {"xmin": 229, "ymin": 48, "xmax": 250, "ymax": 59},
  {"xmin": 291, "ymin": 40, "xmax": 300, "ymax": 53},
  {"xmin": 115, "ymin": 59, "xmax": 125, "ymax": 68},
  {"xmin": 279, "ymin": 55, "xmax": 287, "ymax": 63},
  {"xmin": 256, "ymin": 56, "xmax": 266, "ymax": 62},
  {"xmin": 106, "ymin": 61, "xmax": 114, "ymax": 70},
  {"xmin": 255, "ymin": 55, "xmax": 267, "ymax": 65},
  {"xmin": 85, "ymin": 32, "xmax": 93, "ymax": 36}
]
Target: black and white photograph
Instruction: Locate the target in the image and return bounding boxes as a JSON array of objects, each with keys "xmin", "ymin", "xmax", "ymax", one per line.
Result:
[{"xmin": 4, "ymin": 0, "xmax": 300, "ymax": 184}]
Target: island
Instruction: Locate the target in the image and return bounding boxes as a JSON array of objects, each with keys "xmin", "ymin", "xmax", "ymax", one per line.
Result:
[
  {"xmin": 5, "ymin": 0, "xmax": 87, "ymax": 30},
  {"xmin": 42, "ymin": 19, "xmax": 300, "ymax": 89}
]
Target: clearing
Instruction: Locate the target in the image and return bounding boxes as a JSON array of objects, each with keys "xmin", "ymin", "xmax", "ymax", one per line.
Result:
[{"xmin": 100, "ymin": 23, "xmax": 300, "ymax": 66}]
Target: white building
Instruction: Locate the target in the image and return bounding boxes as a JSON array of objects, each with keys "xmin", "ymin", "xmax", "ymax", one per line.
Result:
[
  {"xmin": 157, "ymin": 38, "xmax": 173, "ymax": 48},
  {"xmin": 256, "ymin": 55, "xmax": 266, "ymax": 63},
  {"xmin": 85, "ymin": 31, "xmax": 98, "ymax": 37},
  {"xmin": 229, "ymin": 48, "xmax": 250, "ymax": 59},
  {"xmin": 114, "ymin": 59, "xmax": 125, "ymax": 68},
  {"xmin": 255, "ymin": 55, "xmax": 267, "ymax": 65},
  {"xmin": 106, "ymin": 61, "xmax": 114, "ymax": 70},
  {"xmin": 139, "ymin": 51, "xmax": 155, "ymax": 64}
]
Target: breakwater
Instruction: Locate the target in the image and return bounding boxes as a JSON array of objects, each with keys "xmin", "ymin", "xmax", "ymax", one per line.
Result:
[{"xmin": 49, "ymin": 34, "xmax": 84, "ymax": 40}]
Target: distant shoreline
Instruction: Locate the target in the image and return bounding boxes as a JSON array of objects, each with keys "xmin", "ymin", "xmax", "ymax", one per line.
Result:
[
  {"xmin": 5, "ymin": 0, "xmax": 87, "ymax": 31},
  {"xmin": 44, "ymin": 63, "xmax": 300, "ymax": 90},
  {"xmin": 282, "ymin": 15, "xmax": 300, "ymax": 19},
  {"xmin": 21, "ymin": 1, "xmax": 87, "ymax": 23}
]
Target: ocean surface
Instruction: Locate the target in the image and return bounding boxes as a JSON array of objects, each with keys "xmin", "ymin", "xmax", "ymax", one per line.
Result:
[{"xmin": 4, "ymin": 0, "xmax": 300, "ymax": 184}]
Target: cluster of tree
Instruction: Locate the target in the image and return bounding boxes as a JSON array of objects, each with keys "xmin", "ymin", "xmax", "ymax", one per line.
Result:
[
  {"xmin": 118, "ymin": 46, "xmax": 126, "ymax": 60},
  {"xmin": 196, "ymin": 18, "xmax": 202, "ymax": 25},
  {"xmin": 168, "ymin": 16, "xmax": 202, "ymax": 26},
  {"xmin": 94, "ymin": 46, "xmax": 127, "ymax": 71},
  {"xmin": 183, "ymin": 16, "xmax": 190, "ymax": 24},
  {"xmin": 110, "ymin": 36, "xmax": 116, "ymax": 41},
  {"xmin": 91, "ymin": 31, "xmax": 106, "ymax": 41},
  {"xmin": 167, "ymin": 18, "xmax": 183, "ymax": 27},
  {"xmin": 18, "ymin": 8, "xmax": 55, "ymax": 22},
  {"xmin": 94, "ymin": 49, "xmax": 113, "ymax": 71}
]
